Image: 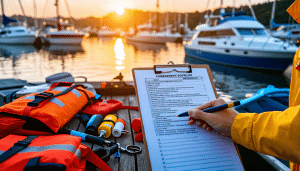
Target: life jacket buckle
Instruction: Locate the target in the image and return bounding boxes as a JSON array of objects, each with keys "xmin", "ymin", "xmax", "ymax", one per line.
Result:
[
  {"xmin": 27, "ymin": 92, "xmax": 54, "ymax": 107},
  {"xmin": 15, "ymin": 140, "xmax": 30, "ymax": 147}
]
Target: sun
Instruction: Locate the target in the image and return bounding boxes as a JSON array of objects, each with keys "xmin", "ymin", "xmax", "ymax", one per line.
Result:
[{"xmin": 116, "ymin": 7, "xmax": 124, "ymax": 15}]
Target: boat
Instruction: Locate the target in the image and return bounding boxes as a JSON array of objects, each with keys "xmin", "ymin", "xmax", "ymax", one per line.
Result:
[
  {"xmin": 233, "ymin": 85, "xmax": 290, "ymax": 171},
  {"xmin": 0, "ymin": 0, "xmax": 37, "ymax": 45},
  {"xmin": 98, "ymin": 26, "xmax": 119, "ymax": 37},
  {"xmin": 183, "ymin": 2, "xmax": 298, "ymax": 72},
  {"xmin": 126, "ymin": 38, "xmax": 168, "ymax": 53},
  {"xmin": 126, "ymin": 1, "xmax": 182, "ymax": 44},
  {"xmin": 269, "ymin": 0, "xmax": 300, "ymax": 45},
  {"xmin": 181, "ymin": 13, "xmax": 198, "ymax": 42},
  {"xmin": 126, "ymin": 24, "xmax": 182, "ymax": 44},
  {"xmin": 41, "ymin": 0, "xmax": 86, "ymax": 45}
]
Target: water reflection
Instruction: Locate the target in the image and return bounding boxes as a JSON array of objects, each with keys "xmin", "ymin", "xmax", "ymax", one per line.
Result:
[
  {"xmin": 39, "ymin": 45, "xmax": 85, "ymax": 72},
  {"xmin": 0, "ymin": 45, "xmax": 37, "ymax": 58},
  {"xmin": 0, "ymin": 45, "xmax": 38, "ymax": 77},
  {"xmin": 42, "ymin": 45, "xmax": 84, "ymax": 56},
  {"xmin": 126, "ymin": 40, "xmax": 168, "ymax": 55},
  {"xmin": 184, "ymin": 56, "xmax": 289, "ymax": 100},
  {"xmin": 114, "ymin": 38, "xmax": 125, "ymax": 71}
]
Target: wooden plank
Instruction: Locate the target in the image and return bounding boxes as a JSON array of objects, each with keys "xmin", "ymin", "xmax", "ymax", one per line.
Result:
[
  {"xmin": 114, "ymin": 95, "xmax": 136, "ymax": 171},
  {"xmin": 93, "ymin": 96, "xmax": 119, "ymax": 171},
  {"xmin": 129, "ymin": 95, "xmax": 149, "ymax": 171}
]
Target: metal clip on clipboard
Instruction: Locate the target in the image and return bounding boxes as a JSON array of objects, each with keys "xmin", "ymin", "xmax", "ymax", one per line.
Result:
[{"xmin": 154, "ymin": 61, "xmax": 192, "ymax": 74}]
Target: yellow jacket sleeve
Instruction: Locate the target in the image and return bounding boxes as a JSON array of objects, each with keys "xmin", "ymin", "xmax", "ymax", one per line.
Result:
[{"xmin": 231, "ymin": 106, "xmax": 300, "ymax": 165}]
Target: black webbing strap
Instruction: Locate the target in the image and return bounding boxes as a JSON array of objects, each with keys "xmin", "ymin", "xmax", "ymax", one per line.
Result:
[
  {"xmin": 0, "ymin": 135, "xmax": 38, "ymax": 163},
  {"xmin": 27, "ymin": 84, "xmax": 78, "ymax": 107},
  {"xmin": 24, "ymin": 157, "xmax": 66, "ymax": 171}
]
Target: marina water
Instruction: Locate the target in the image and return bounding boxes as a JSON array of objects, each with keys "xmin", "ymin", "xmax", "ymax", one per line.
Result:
[{"xmin": 0, "ymin": 37, "xmax": 290, "ymax": 101}]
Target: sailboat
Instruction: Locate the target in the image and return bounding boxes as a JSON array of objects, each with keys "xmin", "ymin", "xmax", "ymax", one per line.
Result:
[
  {"xmin": 42, "ymin": 0, "xmax": 86, "ymax": 45},
  {"xmin": 183, "ymin": 0, "xmax": 298, "ymax": 72},
  {"xmin": 270, "ymin": 0, "xmax": 300, "ymax": 45},
  {"xmin": 0, "ymin": 0, "xmax": 37, "ymax": 44},
  {"xmin": 126, "ymin": 0, "xmax": 182, "ymax": 44},
  {"xmin": 182, "ymin": 13, "xmax": 198, "ymax": 42}
]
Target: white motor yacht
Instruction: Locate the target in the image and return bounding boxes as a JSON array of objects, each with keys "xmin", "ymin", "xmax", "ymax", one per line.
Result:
[
  {"xmin": 0, "ymin": 26, "xmax": 37, "ymax": 44},
  {"xmin": 43, "ymin": 27, "xmax": 86, "ymax": 45},
  {"xmin": 0, "ymin": 0, "xmax": 37, "ymax": 45},
  {"xmin": 183, "ymin": 11, "xmax": 298, "ymax": 72},
  {"xmin": 42, "ymin": 0, "xmax": 86, "ymax": 45},
  {"xmin": 98, "ymin": 26, "xmax": 119, "ymax": 37},
  {"xmin": 126, "ymin": 30, "xmax": 182, "ymax": 44}
]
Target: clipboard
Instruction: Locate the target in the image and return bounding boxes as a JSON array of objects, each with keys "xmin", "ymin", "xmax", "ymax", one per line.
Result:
[{"xmin": 132, "ymin": 62, "xmax": 244, "ymax": 171}]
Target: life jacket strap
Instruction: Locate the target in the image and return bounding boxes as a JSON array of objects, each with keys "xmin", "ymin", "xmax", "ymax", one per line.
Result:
[
  {"xmin": 27, "ymin": 92, "xmax": 54, "ymax": 107},
  {"xmin": 0, "ymin": 135, "xmax": 38, "ymax": 163},
  {"xmin": 24, "ymin": 157, "xmax": 66, "ymax": 171}
]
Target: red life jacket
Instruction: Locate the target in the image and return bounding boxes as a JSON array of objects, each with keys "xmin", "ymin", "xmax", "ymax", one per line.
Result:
[
  {"xmin": 0, "ymin": 134, "xmax": 112, "ymax": 171},
  {"xmin": 0, "ymin": 82, "xmax": 95, "ymax": 138}
]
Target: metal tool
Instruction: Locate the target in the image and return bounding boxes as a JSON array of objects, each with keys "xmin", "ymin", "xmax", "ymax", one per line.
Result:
[{"xmin": 117, "ymin": 143, "xmax": 142, "ymax": 155}]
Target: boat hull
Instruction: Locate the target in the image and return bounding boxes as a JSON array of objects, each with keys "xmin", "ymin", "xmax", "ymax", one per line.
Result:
[
  {"xmin": 126, "ymin": 35, "xmax": 181, "ymax": 44},
  {"xmin": 184, "ymin": 47, "xmax": 294, "ymax": 71},
  {"xmin": 0, "ymin": 36, "xmax": 37, "ymax": 44}
]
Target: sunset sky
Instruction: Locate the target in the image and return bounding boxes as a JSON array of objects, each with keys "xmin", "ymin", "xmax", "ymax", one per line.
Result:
[{"xmin": 4, "ymin": 0, "xmax": 274, "ymax": 19}]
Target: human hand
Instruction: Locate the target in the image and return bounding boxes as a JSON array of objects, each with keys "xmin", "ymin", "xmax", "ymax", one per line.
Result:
[{"xmin": 188, "ymin": 99, "xmax": 239, "ymax": 137}]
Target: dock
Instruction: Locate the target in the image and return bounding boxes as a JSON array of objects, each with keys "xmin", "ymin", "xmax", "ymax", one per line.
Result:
[
  {"xmin": 0, "ymin": 79, "xmax": 288, "ymax": 170},
  {"xmin": 72, "ymin": 81, "xmax": 284, "ymax": 171}
]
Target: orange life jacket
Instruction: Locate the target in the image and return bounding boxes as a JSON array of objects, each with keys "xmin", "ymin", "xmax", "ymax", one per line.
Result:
[
  {"xmin": 0, "ymin": 82, "xmax": 95, "ymax": 138},
  {"xmin": 0, "ymin": 134, "xmax": 112, "ymax": 171}
]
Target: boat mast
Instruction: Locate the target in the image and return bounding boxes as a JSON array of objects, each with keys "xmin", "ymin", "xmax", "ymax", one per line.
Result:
[
  {"xmin": 184, "ymin": 13, "xmax": 188, "ymax": 31},
  {"xmin": 156, "ymin": 0, "xmax": 159, "ymax": 32},
  {"xmin": 232, "ymin": 0, "xmax": 235, "ymax": 17},
  {"xmin": 220, "ymin": 0, "xmax": 225, "ymax": 14},
  {"xmin": 55, "ymin": 0, "xmax": 61, "ymax": 30},
  {"xmin": 270, "ymin": 0, "xmax": 276, "ymax": 29},
  {"xmin": 248, "ymin": 0, "xmax": 257, "ymax": 20},
  {"xmin": 33, "ymin": 0, "xmax": 38, "ymax": 30},
  {"xmin": 0, "ymin": 0, "xmax": 4, "ymax": 28},
  {"xmin": 17, "ymin": 0, "xmax": 28, "ymax": 26}
]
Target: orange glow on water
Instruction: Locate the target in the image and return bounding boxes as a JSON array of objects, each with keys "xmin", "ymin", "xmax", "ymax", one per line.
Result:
[{"xmin": 114, "ymin": 38, "xmax": 125, "ymax": 71}]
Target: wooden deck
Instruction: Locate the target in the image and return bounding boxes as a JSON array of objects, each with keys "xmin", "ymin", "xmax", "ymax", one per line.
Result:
[
  {"xmin": 0, "ymin": 80, "xmax": 284, "ymax": 171},
  {"xmin": 65, "ymin": 82, "xmax": 149, "ymax": 171},
  {"xmin": 71, "ymin": 81, "xmax": 279, "ymax": 171}
]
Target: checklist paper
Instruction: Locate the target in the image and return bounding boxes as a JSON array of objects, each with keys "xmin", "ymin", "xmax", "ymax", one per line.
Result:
[{"xmin": 133, "ymin": 65, "xmax": 244, "ymax": 171}]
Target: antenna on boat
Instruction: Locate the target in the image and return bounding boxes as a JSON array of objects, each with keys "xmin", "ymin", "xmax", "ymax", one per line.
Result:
[
  {"xmin": 247, "ymin": 0, "xmax": 257, "ymax": 20},
  {"xmin": 220, "ymin": 0, "xmax": 224, "ymax": 13},
  {"xmin": 232, "ymin": 0, "xmax": 235, "ymax": 17},
  {"xmin": 204, "ymin": 0, "xmax": 210, "ymax": 23},
  {"xmin": 270, "ymin": 0, "xmax": 276, "ymax": 30}
]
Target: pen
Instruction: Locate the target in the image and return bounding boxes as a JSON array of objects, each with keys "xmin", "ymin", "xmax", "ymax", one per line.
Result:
[{"xmin": 177, "ymin": 100, "xmax": 241, "ymax": 117}]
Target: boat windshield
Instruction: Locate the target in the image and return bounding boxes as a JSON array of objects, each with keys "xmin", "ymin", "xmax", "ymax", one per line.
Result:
[
  {"xmin": 253, "ymin": 29, "xmax": 267, "ymax": 35},
  {"xmin": 237, "ymin": 28, "xmax": 267, "ymax": 36},
  {"xmin": 197, "ymin": 29, "xmax": 235, "ymax": 37}
]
